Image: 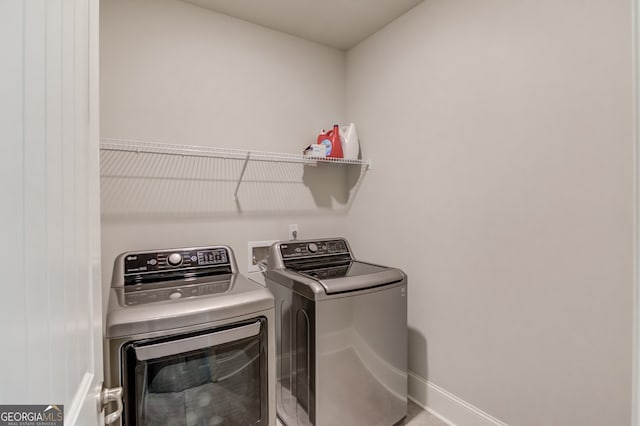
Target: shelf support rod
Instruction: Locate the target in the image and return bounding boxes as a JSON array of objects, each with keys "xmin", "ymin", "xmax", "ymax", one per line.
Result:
[{"xmin": 234, "ymin": 152, "xmax": 251, "ymax": 201}]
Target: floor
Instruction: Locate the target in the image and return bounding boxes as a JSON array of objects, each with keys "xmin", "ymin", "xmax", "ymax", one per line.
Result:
[
  {"xmin": 275, "ymin": 400, "xmax": 449, "ymax": 426},
  {"xmin": 401, "ymin": 400, "xmax": 449, "ymax": 426}
]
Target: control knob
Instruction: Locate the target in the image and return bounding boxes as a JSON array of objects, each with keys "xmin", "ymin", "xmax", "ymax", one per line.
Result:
[
  {"xmin": 167, "ymin": 253, "xmax": 182, "ymax": 266},
  {"xmin": 307, "ymin": 243, "xmax": 318, "ymax": 253}
]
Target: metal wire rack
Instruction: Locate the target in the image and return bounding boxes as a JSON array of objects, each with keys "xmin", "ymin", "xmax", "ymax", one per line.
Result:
[{"xmin": 100, "ymin": 138, "xmax": 370, "ymax": 202}]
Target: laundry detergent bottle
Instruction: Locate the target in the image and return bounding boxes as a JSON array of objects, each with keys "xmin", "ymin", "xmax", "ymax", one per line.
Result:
[
  {"xmin": 317, "ymin": 124, "xmax": 344, "ymax": 158},
  {"xmin": 340, "ymin": 122, "xmax": 360, "ymax": 160}
]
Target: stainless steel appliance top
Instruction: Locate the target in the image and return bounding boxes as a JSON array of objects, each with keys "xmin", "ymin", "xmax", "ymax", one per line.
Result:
[
  {"xmin": 106, "ymin": 245, "xmax": 274, "ymax": 339},
  {"xmin": 266, "ymin": 238, "xmax": 405, "ymax": 298}
]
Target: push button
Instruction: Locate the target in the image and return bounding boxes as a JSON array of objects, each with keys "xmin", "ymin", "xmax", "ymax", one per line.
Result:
[{"xmin": 167, "ymin": 253, "xmax": 182, "ymax": 266}]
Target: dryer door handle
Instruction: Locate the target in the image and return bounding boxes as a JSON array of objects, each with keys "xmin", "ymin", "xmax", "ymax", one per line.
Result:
[
  {"xmin": 134, "ymin": 320, "xmax": 261, "ymax": 361},
  {"xmin": 100, "ymin": 385, "xmax": 123, "ymax": 424}
]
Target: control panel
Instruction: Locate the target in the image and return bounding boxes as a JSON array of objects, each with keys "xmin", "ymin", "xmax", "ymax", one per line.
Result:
[
  {"xmin": 280, "ymin": 239, "xmax": 350, "ymax": 259},
  {"xmin": 124, "ymin": 247, "xmax": 229, "ymax": 277}
]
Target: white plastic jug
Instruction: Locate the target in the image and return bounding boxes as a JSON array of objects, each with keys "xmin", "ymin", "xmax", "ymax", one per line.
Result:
[{"xmin": 340, "ymin": 123, "xmax": 360, "ymax": 160}]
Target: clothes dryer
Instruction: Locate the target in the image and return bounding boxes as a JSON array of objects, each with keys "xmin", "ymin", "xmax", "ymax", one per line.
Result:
[{"xmin": 105, "ymin": 245, "xmax": 275, "ymax": 426}]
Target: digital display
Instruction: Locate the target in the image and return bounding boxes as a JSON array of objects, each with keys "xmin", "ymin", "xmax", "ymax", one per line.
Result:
[
  {"xmin": 197, "ymin": 249, "xmax": 228, "ymax": 265},
  {"xmin": 327, "ymin": 241, "xmax": 347, "ymax": 253}
]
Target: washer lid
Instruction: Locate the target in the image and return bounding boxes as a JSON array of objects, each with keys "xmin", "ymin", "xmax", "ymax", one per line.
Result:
[{"xmin": 288, "ymin": 261, "xmax": 405, "ymax": 294}]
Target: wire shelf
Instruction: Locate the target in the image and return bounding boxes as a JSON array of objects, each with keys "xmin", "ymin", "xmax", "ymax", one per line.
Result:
[
  {"xmin": 100, "ymin": 138, "xmax": 371, "ymax": 167},
  {"xmin": 99, "ymin": 138, "xmax": 370, "ymax": 205}
]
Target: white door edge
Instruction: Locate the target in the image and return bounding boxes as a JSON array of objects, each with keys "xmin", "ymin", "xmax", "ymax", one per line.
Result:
[
  {"xmin": 633, "ymin": 0, "xmax": 639, "ymax": 424},
  {"xmin": 65, "ymin": 373, "xmax": 97, "ymax": 425}
]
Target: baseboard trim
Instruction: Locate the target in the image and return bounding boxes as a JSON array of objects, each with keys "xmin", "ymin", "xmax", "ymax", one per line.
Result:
[{"xmin": 408, "ymin": 371, "xmax": 509, "ymax": 426}]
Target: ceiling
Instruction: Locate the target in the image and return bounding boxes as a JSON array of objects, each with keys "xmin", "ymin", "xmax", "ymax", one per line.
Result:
[{"xmin": 182, "ymin": 0, "xmax": 424, "ymax": 50}]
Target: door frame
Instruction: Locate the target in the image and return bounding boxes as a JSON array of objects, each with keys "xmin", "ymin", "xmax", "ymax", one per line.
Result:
[{"xmin": 634, "ymin": 0, "xmax": 639, "ymax": 424}]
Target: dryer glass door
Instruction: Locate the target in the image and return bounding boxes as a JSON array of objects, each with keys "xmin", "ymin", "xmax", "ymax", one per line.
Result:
[{"xmin": 122, "ymin": 318, "xmax": 268, "ymax": 425}]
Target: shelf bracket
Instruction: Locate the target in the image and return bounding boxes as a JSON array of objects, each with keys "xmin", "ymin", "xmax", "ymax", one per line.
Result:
[{"xmin": 234, "ymin": 152, "xmax": 251, "ymax": 201}]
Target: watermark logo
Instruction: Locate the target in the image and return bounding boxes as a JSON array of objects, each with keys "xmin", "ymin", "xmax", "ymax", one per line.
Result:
[{"xmin": 0, "ymin": 405, "xmax": 63, "ymax": 426}]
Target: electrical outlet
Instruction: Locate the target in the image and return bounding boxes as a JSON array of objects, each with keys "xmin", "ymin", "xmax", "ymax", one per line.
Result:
[
  {"xmin": 288, "ymin": 224, "xmax": 299, "ymax": 240},
  {"xmin": 247, "ymin": 240, "xmax": 277, "ymax": 273}
]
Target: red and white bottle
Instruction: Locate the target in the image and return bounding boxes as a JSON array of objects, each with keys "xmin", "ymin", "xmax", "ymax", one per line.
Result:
[{"xmin": 317, "ymin": 124, "xmax": 344, "ymax": 158}]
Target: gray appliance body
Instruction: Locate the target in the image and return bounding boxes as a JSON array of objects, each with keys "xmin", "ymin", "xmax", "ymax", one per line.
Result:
[
  {"xmin": 105, "ymin": 245, "xmax": 275, "ymax": 426},
  {"xmin": 265, "ymin": 238, "xmax": 407, "ymax": 426}
]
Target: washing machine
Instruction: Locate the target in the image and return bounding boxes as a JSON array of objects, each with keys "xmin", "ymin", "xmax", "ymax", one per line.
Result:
[
  {"xmin": 104, "ymin": 245, "xmax": 275, "ymax": 426},
  {"xmin": 265, "ymin": 238, "xmax": 407, "ymax": 426}
]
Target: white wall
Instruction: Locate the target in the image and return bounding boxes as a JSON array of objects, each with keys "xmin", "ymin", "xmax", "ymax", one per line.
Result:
[
  {"xmin": 346, "ymin": 0, "xmax": 634, "ymax": 425},
  {"xmin": 100, "ymin": 0, "xmax": 351, "ymax": 300}
]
